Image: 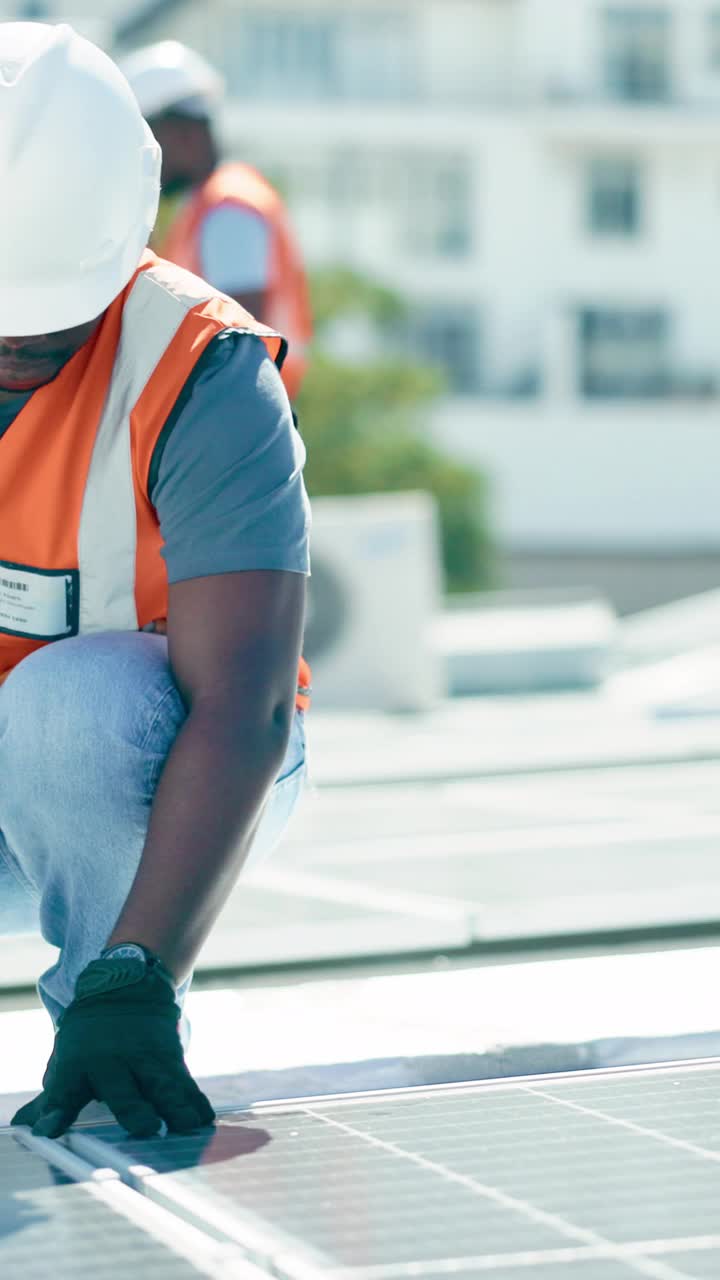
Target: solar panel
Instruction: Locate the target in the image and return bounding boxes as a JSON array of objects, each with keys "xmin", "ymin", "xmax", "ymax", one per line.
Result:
[
  {"xmin": 67, "ymin": 1060, "xmax": 720, "ymax": 1280},
  {"xmin": 213, "ymin": 758, "xmax": 720, "ymax": 962},
  {"xmin": 0, "ymin": 1132, "xmax": 212, "ymax": 1279},
  {"xmin": 283, "ymin": 761, "xmax": 720, "ymax": 847},
  {"xmin": 4, "ymin": 758, "xmax": 720, "ymax": 990},
  {"xmin": 306, "ymin": 692, "xmax": 720, "ymax": 788}
]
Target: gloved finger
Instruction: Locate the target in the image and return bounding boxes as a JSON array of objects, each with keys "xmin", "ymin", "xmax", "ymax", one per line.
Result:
[
  {"xmin": 170, "ymin": 1062, "xmax": 215, "ymax": 1128},
  {"xmin": 139, "ymin": 1058, "xmax": 214, "ymax": 1133},
  {"xmin": 163, "ymin": 1054, "xmax": 213, "ymax": 1126},
  {"xmin": 25, "ymin": 1078, "xmax": 92, "ymax": 1138},
  {"xmin": 11, "ymin": 1093, "xmax": 48, "ymax": 1128},
  {"xmin": 33, "ymin": 1106, "xmax": 84, "ymax": 1140},
  {"xmin": 89, "ymin": 1060, "xmax": 162, "ymax": 1138},
  {"xmin": 140, "ymin": 1073, "xmax": 210, "ymax": 1134}
]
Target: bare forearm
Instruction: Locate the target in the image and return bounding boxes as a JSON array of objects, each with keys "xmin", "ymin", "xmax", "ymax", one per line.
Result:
[{"xmin": 106, "ymin": 704, "xmax": 289, "ymax": 981}]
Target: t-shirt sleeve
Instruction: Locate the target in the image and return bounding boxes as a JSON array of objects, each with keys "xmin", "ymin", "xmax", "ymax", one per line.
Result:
[
  {"xmin": 150, "ymin": 331, "xmax": 311, "ymax": 584},
  {"xmin": 199, "ymin": 204, "xmax": 271, "ymax": 296}
]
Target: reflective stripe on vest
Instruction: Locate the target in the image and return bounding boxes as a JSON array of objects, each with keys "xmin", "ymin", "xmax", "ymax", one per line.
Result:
[{"xmin": 78, "ymin": 267, "xmax": 203, "ymax": 632}]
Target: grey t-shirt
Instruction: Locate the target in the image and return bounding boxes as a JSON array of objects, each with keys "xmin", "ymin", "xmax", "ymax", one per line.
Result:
[{"xmin": 0, "ymin": 331, "xmax": 310, "ymax": 584}]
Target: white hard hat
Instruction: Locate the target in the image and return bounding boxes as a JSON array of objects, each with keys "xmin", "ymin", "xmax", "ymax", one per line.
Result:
[
  {"xmin": 120, "ymin": 41, "xmax": 225, "ymax": 122},
  {"xmin": 0, "ymin": 22, "xmax": 161, "ymax": 337}
]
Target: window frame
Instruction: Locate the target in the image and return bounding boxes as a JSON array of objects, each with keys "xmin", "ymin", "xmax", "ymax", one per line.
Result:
[
  {"xmin": 602, "ymin": 6, "xmax": 672, "ymax": 103},
  {"xmin": 707, "ymin": 9, "xmax": 720, "ymax": 73},
  {"xmin": 586, "ymin": 153, "xmax": 643, "ymax": 238},
  {"xmin": 408, "ymin": 303, "xmax": 483, "ymax": 396},
  {"xmin": 578, "ymin": 305, "xmax": 671, "ymax": 399}
]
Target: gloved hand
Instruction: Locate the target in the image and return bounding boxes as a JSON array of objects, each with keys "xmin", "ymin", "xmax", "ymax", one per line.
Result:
[{"xmin": 11, "ymin": 960, "xmax": 215, "ymax": 1139}]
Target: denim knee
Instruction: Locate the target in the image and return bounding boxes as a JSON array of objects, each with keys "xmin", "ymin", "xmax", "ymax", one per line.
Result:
[
  {"xmin": 0, "ymin": 633, "xmax": 186, "ymax": 886},
  {"xmin": 0, "ymin": 631, "xmax": 185, "ymax": 768}
]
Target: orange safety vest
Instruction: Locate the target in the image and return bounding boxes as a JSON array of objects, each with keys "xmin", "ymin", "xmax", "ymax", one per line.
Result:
[
  {"xmin": 154, "ymin": 163, "xmax": 313, "ymax": 402},
  {"xmin": 0, "ymin": 251, "xmax": 311, "ymax": 710}
]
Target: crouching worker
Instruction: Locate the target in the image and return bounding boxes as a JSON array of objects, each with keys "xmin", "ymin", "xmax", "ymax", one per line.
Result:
[{"xmin": 1, "ymin": 21, "xmax": 311, "ymax": 1138}]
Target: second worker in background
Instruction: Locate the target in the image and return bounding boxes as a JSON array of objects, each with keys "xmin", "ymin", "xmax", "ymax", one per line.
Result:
[{"xmin": 122, "ymin": 40, "xmax": 313, "ymax": 402}]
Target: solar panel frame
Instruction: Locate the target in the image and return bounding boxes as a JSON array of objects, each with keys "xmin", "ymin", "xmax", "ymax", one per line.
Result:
[{"xmin": 0, "ymin": 1129, "xmax": 226, "ymax": 1279}]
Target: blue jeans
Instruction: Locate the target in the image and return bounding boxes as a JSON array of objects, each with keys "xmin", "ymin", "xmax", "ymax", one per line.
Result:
[{"xmin": 0, "ymin": 632, "xmax": 307, "ymax": 1025}]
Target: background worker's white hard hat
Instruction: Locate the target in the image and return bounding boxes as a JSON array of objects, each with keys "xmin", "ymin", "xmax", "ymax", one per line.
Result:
[
  {"xmin": 0, "ymin": 22, "xmax": 160, "ymax": 337},
  {"xmin": 120, "ymin": 41, "xmax": 225, "ymax": 122}
]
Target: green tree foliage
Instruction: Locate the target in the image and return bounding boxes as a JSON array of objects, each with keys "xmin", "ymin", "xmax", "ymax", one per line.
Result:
[{"xmin": 297, "ymin": 269, "xmax": 495, "ymax": 592}]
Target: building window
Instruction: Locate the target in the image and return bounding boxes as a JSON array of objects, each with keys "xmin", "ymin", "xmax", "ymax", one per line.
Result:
[
  {"xmin": 242, "ymin": 13, "xmax": 337, "ymax": 98},
  {"xmin": 229, "ymin": 8, "xmax": 417, "ymax": 101},
  {"xmin": 324, "ymin": 147, "xmax": 472, "ymax": 260},
  {"xmin": 602, "ymin": 8, "xmax": 671, "ymax": 102},
  {"xmin": 403, "ymin": 154, "xmax": 472, "ymax": 258},
  {"xmin": 708, "ymin": 11, "xmax": 720, "ymax": 72},
  {"xmin": 409, "ymin": 306, "xmax": 481, "ymax": 395},
  {"xmin": 336, "ymin": 13, "xmax": 418, "ymax": 100},
  {"xmin": 257, "ymin": 145, "xmax": 472, "ymax": 263},
  {"xmin": 579, "ymin": 308, "xmax": 670, "ymax": 398},
  {"xmin": 587, "ymin": 156, "xmax": 641, "ymax": 235}
]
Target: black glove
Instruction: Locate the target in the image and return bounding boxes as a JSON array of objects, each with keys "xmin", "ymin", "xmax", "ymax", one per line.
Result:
[{"xmin": 11, "ymin": 959, "xmax": 215, "ymax": 1139}]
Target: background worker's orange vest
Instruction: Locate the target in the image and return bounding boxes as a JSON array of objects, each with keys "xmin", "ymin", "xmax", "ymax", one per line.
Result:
[
  {"xmin": 0, "ymin": 252, "xmax": 310, "ymax": 710},
  {"xmin": 155, "ymin": 164, "xmax": 313, "ymax": 402}
]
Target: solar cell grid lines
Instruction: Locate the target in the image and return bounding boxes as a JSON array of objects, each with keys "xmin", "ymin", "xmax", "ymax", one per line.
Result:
[{"xmin": 65, "ymin": 1062, "xmax": 720, "ymax": 1280}]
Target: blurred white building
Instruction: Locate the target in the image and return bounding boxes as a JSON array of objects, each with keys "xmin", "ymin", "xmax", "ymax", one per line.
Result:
[{"xmin": 6, "ymin": 0, "xmax": 720, "ymax": 605}]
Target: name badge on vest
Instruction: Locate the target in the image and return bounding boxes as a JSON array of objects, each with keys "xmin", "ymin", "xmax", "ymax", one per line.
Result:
[{"xmin": 0, "ymin": 562, "xmax": 79, "ymax": 641}]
